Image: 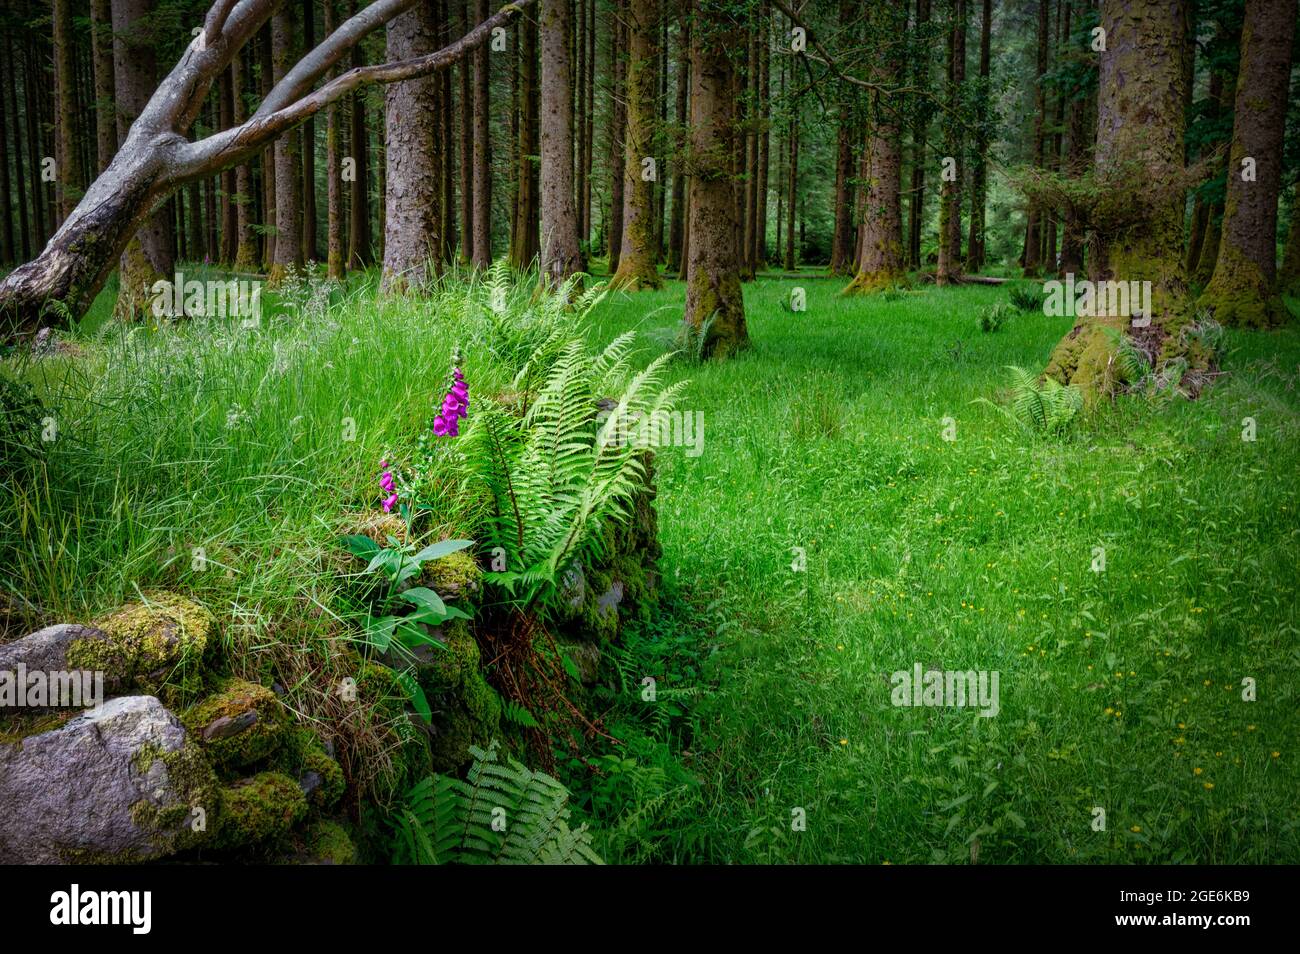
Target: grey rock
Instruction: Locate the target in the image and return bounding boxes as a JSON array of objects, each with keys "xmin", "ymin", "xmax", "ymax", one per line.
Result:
[
  {"xmin": 0, "ymin": 695, "xmax": 211, "ymax": 864},
  {"xmin": 0, "ymin": 624, "xmax": 123, "ymax": 710},
  {"xmin": 596, "ymin": 580, "xmax": 625, "ymax": 618}
]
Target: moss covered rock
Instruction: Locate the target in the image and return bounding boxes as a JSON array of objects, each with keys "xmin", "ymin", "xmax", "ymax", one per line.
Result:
[
  {"xmin": 421, "ymin": 548, "xmax": 482, "ymax": 601},
  {"xmin": 288, "ymin": 819, "xmax": 357, "ymax": 865},
  {"xmin": 77, "ymin": 593, "xmax": 215, "ymax": 705},
  {"xmin": 413, "ymin": 622, "xmax": 501, "ymax": 774},
  {"xmin": 355, "ymin": 660, "xmax": 433, "ymax": 799},
  {"xmin": 286, "ymin": 728, "xmax": 346, "ymax": 812},
  {"xmin": 0, "ymin": 696, "xmax": 217, "ymax": 863},
  {"xmin": 180, "ymin": 677, "xmax": 290, "ymax": 773},
  {"xmin": 215, "ymin": 771, "xmax": 308, "ymax": 851}
]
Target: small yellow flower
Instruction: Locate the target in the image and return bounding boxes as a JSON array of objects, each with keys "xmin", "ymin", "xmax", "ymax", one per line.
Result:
[
  {"xmin": 1177, "ymin": 723, "xmax": 1185, "ymax": 729},
  {"xmin": 1272, "ymin": 751, "xmax": 1281, "ymax": 759},
  {"xmin": 1203, "ymin": 782, "xmax": 1215, "ymax": 790},
  {"xmin": 1130, "ymin": 825, "xmax": 1142, "ymax": 833},
  {"xmin": 1104, "ymin": 707, "xmax": 1114, "ymax": 715},
  {"xmin": 1247, "ymin": 725, "xmax": 1256, "ymax": 732},
  {"xmin": 1193, "ymin": 767, "xmax": 1203, "ymax": 775},
  {"xmin": 839, "ymin": 739, "xmax": 848, "ymax": 746}
]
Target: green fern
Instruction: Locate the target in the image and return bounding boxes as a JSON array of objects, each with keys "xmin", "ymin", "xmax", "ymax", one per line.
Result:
[
  {"xmin": 501, "ymin": 698, "xmax": 541, "ymax": 728},
  {"xmin": 392, "ymin": 741, "xmax": 604, "ymax": 865},
  {"xmin": 466, "ymin": 330, "xmax": 686, "ymax": 610},
  {"xmin": 1100, "ymin": 326, "xmax": 1151, "ymax": 382},
  {"xmin": 975, "ymin": 365, "xmax": 1082, "ymax": 436}
]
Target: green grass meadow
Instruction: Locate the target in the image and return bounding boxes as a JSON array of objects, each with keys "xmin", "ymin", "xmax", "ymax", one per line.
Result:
[
  {"xmin": 4, "ymin": 269, "xmax": 1298, "ymax": 864},
  {"xmin": 581, "ymin": 274, "xmax": 1300, "ymax": 863}
]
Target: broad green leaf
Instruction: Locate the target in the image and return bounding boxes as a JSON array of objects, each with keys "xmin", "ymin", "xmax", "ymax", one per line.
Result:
[
  {"xmin": 397, "ymin": 587, "xmax": 447, "ymax": 615},
  {"xmin": 412, "ymin": 539, "xmax": 475, "ymax": 564}
]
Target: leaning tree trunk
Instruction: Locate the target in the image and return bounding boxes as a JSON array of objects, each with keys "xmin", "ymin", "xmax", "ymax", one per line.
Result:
[
  {"xmin": 0, "ymin": 0, "xmax": 535, "ymax": 341},
  {"xmin": 844, "ymin": 1, "xmax": 906, "ymax": 294},
  {"xmin": 1044, "ymin": 0, "xmax": 1199, "ymax": 401},
  {"xmin": 682, "ymin": 0, "xmax": 747, "ymax": 358},
  {"xmin": 1199, "ymin": 0, "xmax": 1296, "ymax": 329},
  {"xmin": 610, "ymin": 0, "xmax": 662, "ymax": 290},
  {"xmin": 539, "ymin": 0, "xmax": 584, "ymax": 287},
  {"xmin": 382, "ymin": 0, "xmax": 441, "ymax": 292}
]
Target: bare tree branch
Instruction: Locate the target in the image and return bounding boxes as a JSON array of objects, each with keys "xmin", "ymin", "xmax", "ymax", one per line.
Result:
[
  {"xmin": 252, "ymin": 0, "xmax": 418, "ymax": 120},
  {"xmin": 177, "ymin": 0, "xmax": 534, "ymax": 181}
]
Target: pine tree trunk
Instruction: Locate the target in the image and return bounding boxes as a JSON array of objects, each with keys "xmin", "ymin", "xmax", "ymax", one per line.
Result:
[
  {"xmin": 1278, "ymin": 179, "xmax": 1300, "ymax": 296},
  {"xmin": 0, "ymin": 39, "xmax": 13, "ymax": 264},
  {"xmin": 112, "ymin": 0, "xmax": 173, "ymax": 320},
  {"xmin": 219, "ymin": 67, "xmax": 238, "ymax": 263},
  {"xmin": 232, "ymin": 47, "xmax": 260, "ymax": 271},
  {"xmin": 471, "ymin": 0, "xmax": 492, "ymax": 267},
  {"xmin": 966, "ymin": 0, "xmax": 991, "ymax": 273},
  {"xmin": 90, "ymin": 0, "xmax": 116, "ymax": 175},
  {"xmin": 936, "ymin": 0, "xmax": 966, "ymax": 284},
  {"xmin": 784, "ymin": 115, "xmax": 797, "ymax": 271},
  {"xmin": 9, "ymin": 36, "xmax": 31, "ymax": 262},
  {"xmin": 381, "ymin": 0, "xmax": 442, "ymax": 292},
  {"xmin": 908, "ymin": 0, "xmax": 932, "ymax": 269},
  {"xmin": 53, "ymin": 0, "xmax": 82, "ymax": 224},
  {"xmin": 269, "ymin": 3, "xmax": 302, "ymax": 283},
  {"xmin": 1199, "ymin": 0, "xmax": 1296, "ymax": 328},
  {"xmin": 666, "ymin": 3, "xmax": 689, "ymax": 273},
  {"xmin": 846, "ymin": 1, "xmax": 907, "ymax": 293},
  {"xmin": 540, "ymin": 0, "xmax": 584, "ymax": 287},
  {"xmin": 347, "ymin": 1, "xmax": 372, "ymax": 270},
  {"xmin": 611, "ymin": 0, "xmax": 663, "ymax": 289},
  {"xmin": 583, "ymin": 0, "xmax": 596, "ymax": 242},
  {"xmin": 301, "ymin": 0, "xmax": 318, "ymax": 263},
  {"xmin": 1023, "ymin": 0, "xmax": 1048, "ymax": 276},
  {"xmin": 753, "ymin": 0, "xmax": 769, "ymax": 271},
  {"xmin": 828, "ymin": 0, "xmax": 856, "ymax": 276},
  {"xmin": 1044, "ymin": 0, "xmax": 1198, "ymax": 400},
  {"xmin": 510, "ymin": 8, "xmax": 540, "ymax": 268},
  {"xmin": 258, "ymin": 28, "xmax": 277, "ymax": 269},
  {"xmin": 607, "ymin": 0, "xmax": 626, "ymax": 274},
  {"xmin": 682, "ymin": 0, "xmax": 747, "ymax": 357}
]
